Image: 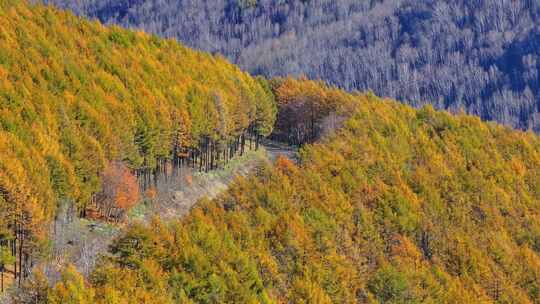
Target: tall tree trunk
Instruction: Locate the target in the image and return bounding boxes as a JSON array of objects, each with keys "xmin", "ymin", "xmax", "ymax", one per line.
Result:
[
  {"xmin": 210, "ymin": 141, "xmax": 214, "ymax": 170},
  {"xmin": 241, "ymin": 133, "xmax": 245, "ymax": 156},
  {"xmin": 13, "ymin": 230, "xmax": 17, "ymax": 284},
  {"xmin": 18, "ymin": 233, "xmax": 23, "ymax": 287}
]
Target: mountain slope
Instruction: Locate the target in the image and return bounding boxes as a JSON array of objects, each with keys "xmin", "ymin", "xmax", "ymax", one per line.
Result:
[
  {"xmin": 45, "ymin": 0, "xmax": 540, "ymax": 131},
  {"xmin": 47, "ymin": 81, "xmax": 540, "ymax": 303},
  {"xmin": 0, "ymin": 0, "xmax": 274, "ymax": 286}
]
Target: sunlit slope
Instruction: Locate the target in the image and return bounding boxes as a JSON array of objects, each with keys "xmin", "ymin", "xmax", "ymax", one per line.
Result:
[
  {"xmin": 0, "ymin": 1, "xmax": 274, "ymax": 244},
  {"xmin": 68, "ymin": 85, "xmax": 540, "ymax": 303}
]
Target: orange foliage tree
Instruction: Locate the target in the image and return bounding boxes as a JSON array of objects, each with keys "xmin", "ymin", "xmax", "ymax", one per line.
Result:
[{"xmin": 96, "ymin": 162, "xmax": 139, "ymax": 221}]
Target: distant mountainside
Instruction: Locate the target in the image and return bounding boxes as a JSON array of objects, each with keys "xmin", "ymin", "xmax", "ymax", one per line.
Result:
[
  {"xmin": 46, "ymin": 79, "xmax": 540, "ymax": 303},
  {"xmin": 44, "ymin": 0, "xmax": 540, "ymax": 131}
]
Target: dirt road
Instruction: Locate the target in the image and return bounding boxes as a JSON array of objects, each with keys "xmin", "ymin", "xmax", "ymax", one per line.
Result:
[{"xmin": 1, "ymin": 142, "xmax": 297, "ymax": 302}]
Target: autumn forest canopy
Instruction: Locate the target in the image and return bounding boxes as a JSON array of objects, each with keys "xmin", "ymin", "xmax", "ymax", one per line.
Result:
[
  {"xmin": 46, "ymin": 0, "xmax": 540, "ymax": 132},
  {"xmin": 0, "ymin": 0, "xmax": 275, "ymax": 294},
  {"xmin": 1, "ymin": 1, "xmax": 540, "ymax": 303},
  {"xmin": 41, "ymin": 79, "xmax": 540, "ymax": 303}
]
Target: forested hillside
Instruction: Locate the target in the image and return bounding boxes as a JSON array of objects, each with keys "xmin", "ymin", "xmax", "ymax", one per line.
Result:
[
  {"xmin": 4, "ymin": 1, "xmax": 540, "ymax": 303},
  {"xmin": 0, "ymin": 0, "xmax": 274, "ymax": 289},
  {"xmin": 44, "ymin": 0, "xmax": 540, "ymax": 132},
  {"xmin": 42, "ymin": 80, "xmax": 540, "ymax": 303}
]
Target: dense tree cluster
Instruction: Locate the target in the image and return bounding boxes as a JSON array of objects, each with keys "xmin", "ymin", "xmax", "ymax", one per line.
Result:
[
  {"xmin": 41, "ymin": 82, "xmax": 540, "ymax": 303},
  {"xmin": 44, "ymin": 0, "xmax": 540, "ymax": 131},
  {"xmin": 0, "ymin": 0, "xmax": 275, "ymax": 290},
  {"xmin": 270, "ymin": 77, "xmax": 356, "ymax": 145}
]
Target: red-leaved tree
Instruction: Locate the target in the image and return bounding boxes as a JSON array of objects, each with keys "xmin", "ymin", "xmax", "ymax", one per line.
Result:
[{"xmin": 95, "ymin": 162, "xmax": 139, "ymax": 222}]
